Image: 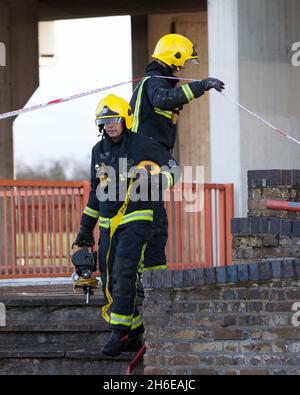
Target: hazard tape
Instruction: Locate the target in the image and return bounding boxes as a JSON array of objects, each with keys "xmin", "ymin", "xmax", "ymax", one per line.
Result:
[
  {"xmin": 154, "ymin": 75, "xmax": 300, "ymax": 147},
  {"xmin": 0, "ymin": 77, "xmax": 142, "ymax": 121},
  {"xmin": 219, "ymin": 92, "xmax": 300, "ymax": 146},
  {"xmin": 0, "ymin": 74, "xmax": 299, "ymax": 148}
]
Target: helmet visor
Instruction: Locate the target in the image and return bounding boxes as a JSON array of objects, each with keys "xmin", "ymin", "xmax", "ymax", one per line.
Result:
[
  {"xmin": 186, "ymin": 58, "xmax": 200, "ymax": 65},
  {"xmin": 185, "ymin": 45, "xmax": 200, "ymax": 65},
  {"xmin": 95, "ymin": 117, "xmax": 123, "ymax": 126}
]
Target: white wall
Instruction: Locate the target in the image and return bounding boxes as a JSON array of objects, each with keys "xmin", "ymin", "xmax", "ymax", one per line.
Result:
[
  {"xmin": 208, "ymin": 0, "xmax": 300, "ymax": 216},
  {"xmin": 238, "ymin": 0, "xmax": 300, "ymax": 215}
]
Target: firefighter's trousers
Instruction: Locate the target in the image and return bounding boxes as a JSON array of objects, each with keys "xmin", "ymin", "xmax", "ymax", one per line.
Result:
[
  {"xmin": 99, "ymin": 221, "xmax": 151, "ymax": 336},
  {"xmin": 143, "ymin": 201, "xmax": 168, "ymax": 270}
]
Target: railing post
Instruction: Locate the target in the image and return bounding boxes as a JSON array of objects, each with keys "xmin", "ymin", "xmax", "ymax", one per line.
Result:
[
  {"xmin": 81, "ymin": 180, "xmax": 90, "ymax": 208},
  {"xmin": 219, "ymin": 187, "xmax": 226, "ymax": 266},
  {"xmin": 204, "ymin": 188, "xmax": 213, "ymax": 267},
  {"xmin": 225, "ymin": 184, "xmax": 234, "ymax": 265}
]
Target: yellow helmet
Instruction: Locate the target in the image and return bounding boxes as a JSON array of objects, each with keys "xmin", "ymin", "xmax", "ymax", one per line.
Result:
[
  {"xmin": 95, "ymin": 94, "xmax": 133, "ymax": 130},
  {"xmin": 152, "ymin": 34, "xmax": 199, "ymax": 70}
]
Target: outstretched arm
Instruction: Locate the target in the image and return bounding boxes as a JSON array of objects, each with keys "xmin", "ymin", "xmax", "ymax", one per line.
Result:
[{"xmin": 147, "ymin": 76, "xmax": 225, "ymax": 111}]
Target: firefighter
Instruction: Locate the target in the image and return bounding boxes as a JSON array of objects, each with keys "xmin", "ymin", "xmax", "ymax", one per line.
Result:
[
  {"xmin": 73, "ymin": 94, "xmax": 180, "ymax": 357},
  {"xmin": 130, "ymin": 33, "xmax": 225, "ymax": 274}
]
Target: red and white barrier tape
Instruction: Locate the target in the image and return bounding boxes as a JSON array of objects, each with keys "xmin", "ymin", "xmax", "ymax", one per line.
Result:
[
  {"xmin": 219, "ymin": 92, "xmax": 300, "ymax": 146},
  {"xmin": 155, "ymin": 75, "xmax": 300, "ymax": 147},
  {"xmin": 0, "ymin": 77, "xmax": 142, "ymax": 120},
  {"xmin": 0, "ymin": 74, "xmax": 299, "ymax": 147}
]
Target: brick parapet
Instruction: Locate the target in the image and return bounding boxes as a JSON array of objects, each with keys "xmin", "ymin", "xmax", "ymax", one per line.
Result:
[{"xmin": 142, "ymin": 268, "xmax": 300, "ymax": 375}]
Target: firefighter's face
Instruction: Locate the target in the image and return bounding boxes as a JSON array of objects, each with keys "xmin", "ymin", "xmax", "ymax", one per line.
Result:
[{"xmin": 105, "ymin": 122, "xmax": 123, "ymax": 139}]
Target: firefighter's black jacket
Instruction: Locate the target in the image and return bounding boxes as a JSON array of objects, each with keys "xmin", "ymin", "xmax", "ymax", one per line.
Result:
[
  {"xmin": 130, "ymin": 61, "xmax": 205, "ymax": 150},
  {"xmin": 80, "ymin": 131, "xmax": 180, "ymax": 229}
]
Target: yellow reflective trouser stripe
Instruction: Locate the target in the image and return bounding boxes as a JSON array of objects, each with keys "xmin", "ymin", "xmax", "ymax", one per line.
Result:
[
  {"xmin": 83, "ymin": 206, "xmax": 100, "ymax": 219},
  {"xmin": 154, "ymin": 108, "xmax": 173, "ymax": 119},
  {"xmin": 182, "ymin": 84, "xmax": 194, "ymax": 102},
  {"xmin": 101, "ymin": 176, "xmax": 135, "ymax": 323},
  {"xmin": 132, "ymin": 77, "xmax": 151, "ymax": 133},
  {"xmin": 131, "ymin": 314, "xmax": 143, "ymax": 330},
  {"xmin": 143, "ymin": 265, "xmax": 167, "ymax": 271},
  {"xmin": 161, "ymin": 171, "xmax": 174, "ymax": 188},
  {"xmin": 110, "ymin": 312, "xmax": 133, "ymax": 327},
  {"xmin": 121, "ymin": 213, "xmax": 153, "ymax": 226},
  {"xmin": 99, "ymin": 210, "xmax": 153, "ymax": 229}
]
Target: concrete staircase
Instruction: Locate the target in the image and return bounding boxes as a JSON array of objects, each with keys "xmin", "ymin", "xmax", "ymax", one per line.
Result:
[{"xmin": 0, "ymin": 285, "xmax": 143, "ymax": 375}]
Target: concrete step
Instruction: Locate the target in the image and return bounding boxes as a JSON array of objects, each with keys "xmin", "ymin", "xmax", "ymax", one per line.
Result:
[
  {"xmin": 0, "ymin": 288, "xmax": 144, "ymax": 375},
  {"xmin": 0, "ymin": 326, "xmax": 109, "ymax": 348},
  {"xmin": 0, "ymin": 347, "xmax": 142, "ymax": 375},
  {"xmin": 5, "ymin": 304, "xmax": 104, "ymax": 324}
]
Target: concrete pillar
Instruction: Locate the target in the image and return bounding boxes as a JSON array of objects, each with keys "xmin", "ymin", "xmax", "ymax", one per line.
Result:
[
  {"xmin": 0, "ymin": 0, "xmax": 39, "ymax": 179},
  {"xmin": 0, "ymin": 0, "xmax": 14, "ymax": 180},
  {"xmin": 0, "ymin": 0, "xmax": 39, "ymax": 275},
  {"xmin": 208, "ymin": 0, "xmax": 300, "ymax": 216},
  {"xmin": 208, "ymin": 0, "xmax": 241, "ymax": 215}
]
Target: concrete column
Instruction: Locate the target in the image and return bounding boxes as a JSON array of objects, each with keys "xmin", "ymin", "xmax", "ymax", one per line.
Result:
[
  {"xmin": 208, "ymin": 0, "xmax": 242, "ymax": 214},
  {"xmin": 0, "ymin": 0, "xmax": 39, "ymax": 275},
  {"xmin": 0, "ymin": 0, "xmax": 14, "ymax": 179},
  {"xmin": 0, "ymin": 0, "xmax": 39, "ymax": 179}
]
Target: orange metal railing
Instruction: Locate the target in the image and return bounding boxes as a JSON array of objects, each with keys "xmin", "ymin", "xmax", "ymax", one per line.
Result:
[
  {"xmin": 0, "ymin": 180, "xmax": 233, "ymax": 279},
  {"xmin": 0, "ymin": 180, "xmax": 92, "ymax": 278},
  {"xmin": 166, "ymin": 183, "xmax": 234, "ymax": 270}
]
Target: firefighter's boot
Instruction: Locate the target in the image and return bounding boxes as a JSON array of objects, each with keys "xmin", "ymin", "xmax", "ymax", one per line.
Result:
[
  {"xmin": 121, "ymin": 334, "xmax": 143, "ymax": 352},
  {"xmin": 101, "ymin": 329, "xmax": 129, "ymax": 357}
]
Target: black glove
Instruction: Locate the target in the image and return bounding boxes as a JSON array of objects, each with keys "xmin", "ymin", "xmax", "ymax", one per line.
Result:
[
  {"xmin": 201, "ymin": 78, "xmax": 225, "ymax": 92},
  {"xmin": 73, "ymin": 226, "xmax": 95, "ymax": 247}
]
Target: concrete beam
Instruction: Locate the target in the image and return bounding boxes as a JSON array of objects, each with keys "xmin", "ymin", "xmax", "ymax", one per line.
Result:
[{"xmin": 38, "ymin": 0, "xmax": 206, "ymax": 21}]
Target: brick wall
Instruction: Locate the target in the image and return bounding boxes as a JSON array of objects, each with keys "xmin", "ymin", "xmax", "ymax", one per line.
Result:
[
  {"xmin": 231, "ymin": 218, "xmax": 300, "ymax": 264},
  {"xmin": 248, "ymin": 170, "xmax": 300, "ymax": 219},
  {"xmin": 233, "ymin": 170, "xmax": 300, "ymax": 265},
  {"xmin": 142, "ymin": 262, "xmax": 300, "ymax": 375}
]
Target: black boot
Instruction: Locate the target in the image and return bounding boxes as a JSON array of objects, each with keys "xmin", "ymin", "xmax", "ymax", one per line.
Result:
[
  {"xmin": 101, "ymin": 329, "xmax": 129, "ymax": 357},
  {"xmin": 121, "ymin": 334, "xmax": 143, "ymax": 352}
]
